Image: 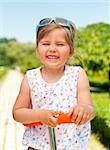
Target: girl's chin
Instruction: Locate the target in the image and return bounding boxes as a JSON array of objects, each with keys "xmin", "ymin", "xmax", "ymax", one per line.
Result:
[{"xmin": 44, "ymin": 63, "xmax": 65, "ymax": 69}]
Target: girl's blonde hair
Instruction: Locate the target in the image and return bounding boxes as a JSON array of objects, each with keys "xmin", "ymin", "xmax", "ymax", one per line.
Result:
[{"xmin": 36, "ymin": 24, "xmax": 76, "ymax": 55}]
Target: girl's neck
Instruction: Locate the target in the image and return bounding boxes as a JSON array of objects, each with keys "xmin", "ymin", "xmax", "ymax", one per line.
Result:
[{"xmin": 41, "ymin": 65, "xmax": 65, "ymax": 83}]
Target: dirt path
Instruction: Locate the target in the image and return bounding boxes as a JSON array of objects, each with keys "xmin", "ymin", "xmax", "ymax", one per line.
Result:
[{"xmin": 0, "ymin": 70, "xmax": 25, "ymax": 150}]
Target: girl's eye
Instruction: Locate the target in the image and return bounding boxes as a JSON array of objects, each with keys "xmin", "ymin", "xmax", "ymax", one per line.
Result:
[
  {"xmin": 57, "ymin": 43, "xmax": 64, "ymax": 46},
  {"xmin": 42, "ymin": 43, "xmax": 49, "ymax": 45}
]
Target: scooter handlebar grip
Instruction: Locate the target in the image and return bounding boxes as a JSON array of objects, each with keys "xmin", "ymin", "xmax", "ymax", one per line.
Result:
[{"xmin": 57, "ymin": 113, "xmax": 72, "ymax": 124}]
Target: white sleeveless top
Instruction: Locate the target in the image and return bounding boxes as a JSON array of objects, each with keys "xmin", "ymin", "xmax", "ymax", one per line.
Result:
[{"xmin": 22, "ymin": 65, "xmax": 90, "ymax": 150}]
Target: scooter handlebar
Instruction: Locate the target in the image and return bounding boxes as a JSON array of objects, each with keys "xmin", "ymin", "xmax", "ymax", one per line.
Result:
[{"xmin": 23, "ymin": 113, "xmax": 72, "ymax": 126}]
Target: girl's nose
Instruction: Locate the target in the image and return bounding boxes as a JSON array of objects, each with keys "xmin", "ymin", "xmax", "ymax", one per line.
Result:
[{"xmin": 49, "ymin": 44, "xmax": 57, "ymax": 53}]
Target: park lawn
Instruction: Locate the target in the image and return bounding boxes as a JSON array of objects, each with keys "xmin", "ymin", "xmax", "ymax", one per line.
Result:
[
  {"xmin": 91, "ymin": 92, "xmax": 110, "ymax": 149},
  {"xmin": 92, "ymin": 92, "xmax": 110, "ymax": 126}
]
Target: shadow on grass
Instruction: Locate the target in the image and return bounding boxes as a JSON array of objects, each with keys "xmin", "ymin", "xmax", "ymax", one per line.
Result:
[
  {"xmin": 90, "ymin": 82, "xmax": 110, "ymax": 99},
  {"xmin": 91, "ymin": 117, "xmax": 110, "ymax": 149},
  {"xmin": 90, "ymin": 81, "xmax": 109, "ymax": 92}
]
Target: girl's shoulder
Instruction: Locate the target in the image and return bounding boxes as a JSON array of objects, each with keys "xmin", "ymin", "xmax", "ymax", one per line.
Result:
[
  {"xmin": 77, "ymin": 66, "xmax": 89, "ymax": 88},
  {"xmin": 66, "ymin": 65, "xmax": 82, "ymax": 73},
  {"xmin": 66, "ymin": 65, "xmax": 88, "ymax": 80},
  {"xmin": 26, "ymin": 67, "xmax": 40, "ymax": 74},
  {"xmin": 26, "ymin": 67, "xmax": 41, "ymax": 79},
  {"xmin": 67, "ymin": 65, "xmax": 86, "ymax": 72},
  {"xmin": 25, "ymin": 67, "xmax": 41, "ymax": 89}
]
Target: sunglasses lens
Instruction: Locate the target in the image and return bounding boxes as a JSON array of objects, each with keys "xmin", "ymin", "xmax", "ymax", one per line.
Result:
[
  {"xmin": 39, "ymin": 18, "xmax": 51, "ymax": 26},
  {"xmin": 55, "ymin": 18, "xmax": 68, "ymax": 26}
]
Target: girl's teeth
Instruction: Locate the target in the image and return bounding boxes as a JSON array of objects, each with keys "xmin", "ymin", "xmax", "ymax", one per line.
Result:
[{"xmin": 47, "ymin": 56, "xmax": 58, "ymax": 59}]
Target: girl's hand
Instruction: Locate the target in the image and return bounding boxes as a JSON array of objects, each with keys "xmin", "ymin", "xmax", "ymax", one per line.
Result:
[
  {"xmin": 39, "ymin": 109, "xmax": 59, "ymax": 127},
  {"xmin": 68, "ymin": 104, "xmax": 96, "ymax": 125}
]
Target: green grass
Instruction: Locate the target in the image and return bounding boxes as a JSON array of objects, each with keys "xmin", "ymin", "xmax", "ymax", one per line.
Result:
[
  {"xmin": 92, "ymin": 92, "xmax": 110, "ymax": 124},
  {"xmin": 0, "ymin": 66, "xmax": 9, "ymax": 80},
  {"xmin": 91, "ymin": 92, "xmax": 110, "ymax": 149}
]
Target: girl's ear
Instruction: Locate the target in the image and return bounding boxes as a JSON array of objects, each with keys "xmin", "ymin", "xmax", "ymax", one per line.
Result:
[
  {"xmin": 69, "ymin": 50, "xmax": 74, "ymax": 57},
  {"xmin": 70, "ymin": 52, "xmax": 73, "ymax": 57}
]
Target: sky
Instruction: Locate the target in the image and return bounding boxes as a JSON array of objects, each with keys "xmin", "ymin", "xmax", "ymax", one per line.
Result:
[{"xmin": 0, "ymin": 0, "xmax": 110, "ymax": 43}]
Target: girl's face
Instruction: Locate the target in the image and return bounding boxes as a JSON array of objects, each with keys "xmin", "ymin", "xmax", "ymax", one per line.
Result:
[{"xmin": 37, "ymin": 28, "xmax": 71, "ymax": 69}]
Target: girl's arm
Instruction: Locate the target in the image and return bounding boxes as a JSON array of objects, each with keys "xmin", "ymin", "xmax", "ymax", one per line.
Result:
[
  {"xmin": 12, "ymin": 75, "xmax": 40, "ymax": 124},
  {"xmin": 77, "ymin": 67, "xmax": 93, "ymax": 105},
  {"xmin": 12, "ymin": 75, "xmax": 58, "ymax": 127},
  {"xmin": 68, "ymin": 67, "xmax": 96, "ymax": 125}
]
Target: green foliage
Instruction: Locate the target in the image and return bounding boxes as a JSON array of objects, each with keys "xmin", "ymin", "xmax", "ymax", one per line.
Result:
[
  {"xmin": 0, "ymin": 38, "xmax": 41, "ymax": 74},
  {"xmin": 91, "ymin": 93, "xmax": 110, "ymax": 148},
  {"xmin": 74, "ymin": 22, "xmax": 110, "ymax": 82}
]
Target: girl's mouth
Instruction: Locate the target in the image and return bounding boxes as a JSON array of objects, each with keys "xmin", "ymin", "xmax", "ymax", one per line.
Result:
[{"xmin": 46, "ymin": 55, "xmax": 60, "ymax": 59}]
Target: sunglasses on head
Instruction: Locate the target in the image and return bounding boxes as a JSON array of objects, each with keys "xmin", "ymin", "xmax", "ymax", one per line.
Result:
[{"xmin": 36, "ymin": 17, "xmax": 75, "ymax": 38}]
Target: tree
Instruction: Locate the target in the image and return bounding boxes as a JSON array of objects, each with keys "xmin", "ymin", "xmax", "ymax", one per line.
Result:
[{"xmin": 75, "ymin": 22, "xmax": 110, "ymax": 82}]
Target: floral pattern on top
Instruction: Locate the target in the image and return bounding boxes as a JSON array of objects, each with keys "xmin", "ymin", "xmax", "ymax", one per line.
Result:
[{"xmin": 22, "ymin": 65, "xmax": 90, "ymax": 150}]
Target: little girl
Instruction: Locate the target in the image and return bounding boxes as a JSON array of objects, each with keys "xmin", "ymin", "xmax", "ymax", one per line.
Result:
[{"xmin": 13, "ymin": 17, "xmax": 96, "ymax": 150}]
